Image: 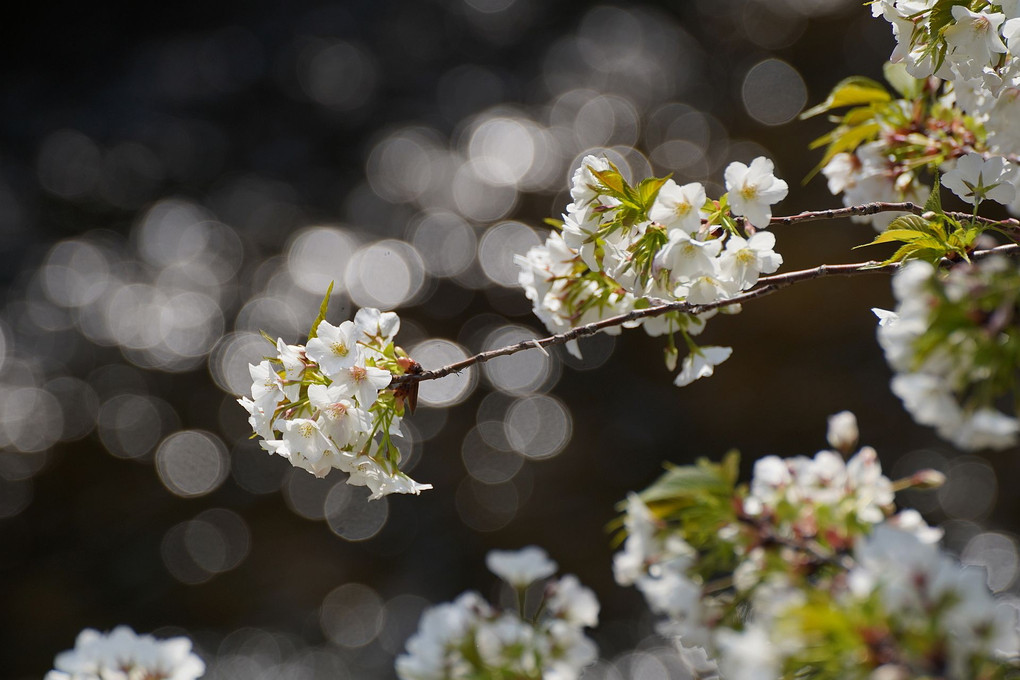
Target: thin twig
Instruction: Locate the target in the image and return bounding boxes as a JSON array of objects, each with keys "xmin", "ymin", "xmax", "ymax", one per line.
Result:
[
  {"xmin": 767, "ymin": 201, "xmax": 1020, "ymax": 230},
  {"xmin": 387, "ymin": 242, "xmax": 1020, "ymax": 388}
]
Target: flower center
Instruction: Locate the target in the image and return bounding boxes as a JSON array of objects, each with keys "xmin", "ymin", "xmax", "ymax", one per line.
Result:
[
  {"xmin": 298, "ymin": 422, "xmax": 315, "ymax": 438},
  {"xmin": 674, "ymin": 201, "xmax": 692, "ymax": 217},
  {"xmin": 331, "ymin": 341, "xmax": 350, "ymax": 357},
  {"xmin": 740, "ymin": 185, "xmax": 758, "ymax": 201},
  {"xmin": 350, "ymin": 365, "xmax": 367, "ymax": 383},
  {"xmin": 328, "ymin": 403, "xmax": 348, "ymax": 419}
]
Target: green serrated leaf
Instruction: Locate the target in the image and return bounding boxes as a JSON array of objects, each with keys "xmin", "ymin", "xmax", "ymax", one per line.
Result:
[
  {"xmin": 924, "ymin": 172, "xmax": 943, "ymax": 215},
  {"xmin": 855, "ymin": 228, "xmax": 929, "ymax": 248},
  {"xmin": 800, "ymin": 77, "xmax": 891, "ymax": 119},
  {"xmin": 307, "ymin": 280, "xmax": 335, "ymax": 342},
  {"xmin": 591, "ymin": 168, "xmax": 626, "ymax": 195},
  {"xmin": 638, "ymin": 176, "xmax": 670, "ymax": 211},
  {"xmin": 886, "ymin": 214, "xmax": 935, "ymax": 234}
]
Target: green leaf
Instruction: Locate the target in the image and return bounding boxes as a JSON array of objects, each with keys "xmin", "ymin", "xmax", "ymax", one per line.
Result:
[
  {"xmin": 638, "ymin": 176, "xmax": 670, "ymax": 211},
  {"xmin": 856, "ymin": 228, "xmax": 929, "ymax": 248},
  {"xmin": 930, "ymin": 0, "xmax": 971, "ymax": 33},
  {"xmin": 590, "ymin": 167, "xmax": 626, "ymax": 196},
  {"xmin": 882, "ymin": 61, "xmax": 922, "ymax": 99},
  {"xmin": 307, "ymin": 280, "xmax": 335, "ymax": 342},
  {"xmin": 800, "ymin": 77, "xmax": 891, "ymax": 119},
  {"xmin": 924, "ymin": 172, "xmax": 943, "ymax": 215},
  {"xmin": 543, "ymin": 217, "xmax": 564, "ymax": 229},
  {"xmin": 805, "ymin": 122, "xmax": 882, "ymax": 181}
]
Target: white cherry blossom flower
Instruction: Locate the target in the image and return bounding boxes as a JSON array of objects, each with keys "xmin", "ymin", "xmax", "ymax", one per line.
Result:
[
  {"xmin": 249, "ymin": 360, "xmax": 285, "ymax": 411},
  {"xmin": 330, "ymin": 358, "xmax": 392, "ymax": 410},
  {"xmin": 942, "ymin": 152, "xmax": 1017, "ymax": 205},
  {"xmin": 275, "ymin": 339, "xmax": 305, "ymax": 402},
  {"xmin": 717, "ymin": 230, "xmax": 783, "ymax": 289},
  {"xmin": 648, "ymin": 179, "xmax": 707, "ymax": 234},
  {"xmin": 354, "ymin": 307, "xmax": 400, "ymax": 343},
  {"xmin": 569, "ymin": 155, "xmax": 613, "ymax": 215},
  {"xmin": 308, "ymin": 384, "xmax": 371, "ymax": 450},
  {"xmin": 486, "ymin": 546, "xmax": 558, "ymax": 587},
  {"xmin": 943, "ymin": 7, "xmax": 1007, "ymax": 79},
  {"xmin": 347, "ymin": 457, "xmax": 433, "ymax": 499},
  {"xmin": 264, "ymin": 418, "xmax": 337, "ymax": 477},
  {"xmin": 306, "ymin": 319, "xmax": 361, "ymax": 377},
  {"xmin": 724, "ymin": 157, "xmax": 789, "ymax": 228},
  {"xmin": 238, "ymin": 396, "xmax": 274, "ymax": 441},
  {"xmin": 47, "ymin": 626, "xmax": 205, "ymax": 680},
  {"xmin": 656, "ymin": 231, "xmax": 722, "ymax": 281},
  {"xmin": 683, "ymin": 273, "xmax": 740, "ymax": 305},
  {"xmin": 674, "ymin": 345, "xmax": 732, "ymax": 387},
  {"xmin": 560, "ymin": 211, "xmax": 601, "ymax": 272}
]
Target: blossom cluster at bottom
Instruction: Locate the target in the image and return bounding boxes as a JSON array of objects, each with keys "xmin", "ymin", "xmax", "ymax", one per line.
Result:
[
  {"xmin": 46, "ymin": 625, "xmax": 205, "ymax": 680},
  {"xmin": 396, "ymin": 546, "xmax": 599, "ymax": 680},
  {"xmin": 613, "ymin": 411, "xmax": 1019, "ymax": 679}
]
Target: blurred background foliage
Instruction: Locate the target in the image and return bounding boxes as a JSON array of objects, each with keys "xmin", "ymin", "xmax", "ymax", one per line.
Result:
[{"xmin": 3, "ymin": 0, "xmax": 1019, "ymax": 677}]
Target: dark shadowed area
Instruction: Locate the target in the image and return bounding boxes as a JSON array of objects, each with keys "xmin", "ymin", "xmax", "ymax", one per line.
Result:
[{"xmin": 3, "ymin": 0, "xmax": 1019, "ymax": 677}]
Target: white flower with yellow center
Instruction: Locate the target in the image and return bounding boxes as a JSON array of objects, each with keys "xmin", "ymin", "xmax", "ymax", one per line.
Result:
[
  {"xmin": 306, "ymin": 319, "xmax": 360, "ymax": 378},
  {"xmin": 649, "ymin": 179, "xmax": 707, "ymax": 234},
  {"xmin": 724, "ymin": 157, "xmax": 789, "ymax": 228},
  {"xmin": 265, "ymin": 417, "xmax": 338, "ymax": 477},
  {"xmin": 718, "ymin": 231, "xmax": 783, "ymax": 290},
  {"xmin": 308, "ymin": 383, "xmax": 371, "ymax": 450}
]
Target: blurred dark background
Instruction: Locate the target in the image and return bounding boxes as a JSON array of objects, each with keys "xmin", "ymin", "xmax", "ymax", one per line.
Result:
[{"xmin": 3, "ymin": 1, "xmax": 1019, "ymax": 677}]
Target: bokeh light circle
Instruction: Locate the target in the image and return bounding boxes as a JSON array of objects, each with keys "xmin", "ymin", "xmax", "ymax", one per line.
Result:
[
  {"xmin": 346, "ymin": 239, "xmax": 426, "ymax": 309},
  {"xmin": 320, "ymin": 583, "xmax": 385, "ymax": 648},
  {"xmin": 155, "ymin": 430, "xmax": 230, "ymax": 497},
  {"xmin": 482, "ymin": 325, "xmax": 557, "ymax": 394},
  {"xmin": 504, "ymin": 394, "xmax": 572, "ymax": 459},
  {"xmin": 325, "ymin": 484, "xmax": 389, "ymax": 541},
  {"xmin": 741, "ymin": 58, "xmax": 807, "ymax": 126},
  {"xmin": 409, "ymin": 339, "xmax": 476, "ymax": 407},
  {"xmin": 478, "ymin": 221, "xmax": 541, "ymax": 287}
]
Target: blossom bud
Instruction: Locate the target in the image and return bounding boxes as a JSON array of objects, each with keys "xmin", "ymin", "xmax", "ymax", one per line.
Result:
[
  {"xmin": 909, "ymin": 468, "xmax": 946, "ymax": 490},
  {"xmin": 826, "ymin": 411, "xmax": 859, "ymax": 454}
]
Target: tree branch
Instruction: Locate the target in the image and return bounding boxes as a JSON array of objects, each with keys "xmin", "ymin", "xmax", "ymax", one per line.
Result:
[
  {"xmin": 387, "ymin": 242, "xmax": 1020, "ymax": 388},
  {"xmin": 767, "ymin": 201, "xmax": 1020, "ymax": 230}
]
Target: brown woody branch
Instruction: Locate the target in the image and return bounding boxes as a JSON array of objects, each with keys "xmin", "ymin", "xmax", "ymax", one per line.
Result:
[{"xmin": 387, "ymin": 241, "xmax": 1020, "ymax": 388}]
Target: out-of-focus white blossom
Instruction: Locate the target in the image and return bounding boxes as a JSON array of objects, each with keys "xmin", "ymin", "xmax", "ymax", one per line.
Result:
[
  {"xmin": 876, "ymin": 259, "xmax": 1020, "ymax": 450},
  {"xmin": 486, "ymin": 546, "xmax": 558, "ymax": 588},
  {"xmin": 397, "ymin": 549, "xmax": 599, "ymax": 680},
  {"xmin": 46, "ymin": 626, "xmax": 205, "ymax": 680}
]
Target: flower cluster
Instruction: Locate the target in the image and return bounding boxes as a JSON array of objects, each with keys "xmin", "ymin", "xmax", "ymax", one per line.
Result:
[
  {"xmin": 396, "ymin": 546, "xmax": 599, "ymax": 680},
  {"xmin": 875, "ymin": 256, "xmax": 1020, "ymax": 450},
  {"xmin": 516, "ymin": 155, "xmax": 786, "ymax": 386},
  {"xmin": 809, "ymin": 2, "xmax": 1020, "ymax": 231},
  {"xmin": 47, "ymin": 626, "xmax": 205, "ymax": 680},
  {"xmin": 239, "ymin": 303, "xmax": 432, "ymax": 499},
  {"xmin": 612, "ymin": 412, "xmax": 1016, "ymax": 679}
]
